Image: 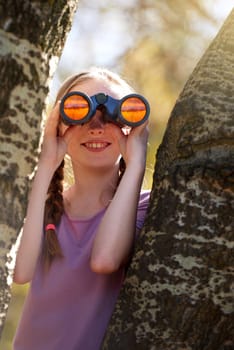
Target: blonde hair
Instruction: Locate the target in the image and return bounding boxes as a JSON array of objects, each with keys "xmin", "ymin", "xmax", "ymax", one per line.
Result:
[
  {"xmin": 43, "ymin": 67, "xmax": 133, "ymax": 269},
  {"xmin": 55, "ymin": 67, "xmax": 134, "ymax": 104}
]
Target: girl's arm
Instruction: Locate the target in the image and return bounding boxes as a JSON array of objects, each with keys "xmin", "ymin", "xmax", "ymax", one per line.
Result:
[
  {"xmin": 90, "ymin": 122, "xmax": 149, "ymax": 274},
  {"xmin": 13, "ymin": 163, "xmax": 54, "ymax": 284},
  {"xmin": 14, "ymin": 103, "xmax": 68, "ymax": 284}
]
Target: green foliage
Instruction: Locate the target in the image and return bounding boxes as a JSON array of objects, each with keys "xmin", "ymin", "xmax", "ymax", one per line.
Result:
[{"xmin": 0, "ymin": 284, "xmax": 28, "ymax": 349}]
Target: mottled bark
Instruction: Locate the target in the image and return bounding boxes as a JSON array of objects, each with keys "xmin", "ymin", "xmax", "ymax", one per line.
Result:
[
  {"xmin": 0, "ymin": 0, "xmax": 78, "ymax": 336},
  {"xmin": 103, "ymin": 9, "xmax": 234, "ymax": 350}
]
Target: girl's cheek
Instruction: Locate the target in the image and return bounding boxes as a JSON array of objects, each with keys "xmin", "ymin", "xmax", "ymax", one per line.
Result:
[
  {"xmin": 109, "ymin": 124, "xmax": 123, "ymax": 140},
  {"xmin": 109, "ymin": 123, "xmax": 131, "ymax": 136}
]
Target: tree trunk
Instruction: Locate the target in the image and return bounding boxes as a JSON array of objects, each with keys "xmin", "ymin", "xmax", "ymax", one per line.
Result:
[
  {"xmin": 103, "ymin": 9, "xmax": 234, "ymax": 350},
  {"xmin": 0, "ymin": 0, "xmax": 78, "ymax": 337}
]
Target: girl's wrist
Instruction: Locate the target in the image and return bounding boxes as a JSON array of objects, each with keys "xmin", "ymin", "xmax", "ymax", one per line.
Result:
[
  {"xmin": 36, "ymin": 159, "xmax": 56, "ymax": 180},
  {"xmin": 124, "ymin": 159, "xmax": 146, "ymax": 178},
  {"xmin": 125, "ymin": 156, "xmax": 146, "ymax": 171}
]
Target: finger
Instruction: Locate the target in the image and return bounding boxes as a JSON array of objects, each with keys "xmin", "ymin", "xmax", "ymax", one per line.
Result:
[
  {"xmin": 129, "ymin": 120, "xmax": 149, "ymax": 136},
  {"xmin": 62, "ymin": 125, "xmax": 77, "ymax": 145}
]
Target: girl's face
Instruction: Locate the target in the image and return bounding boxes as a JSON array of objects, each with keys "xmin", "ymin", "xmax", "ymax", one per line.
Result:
[{"xmin": 60, "ymin": 78, "xmax": 128, "ymax": 172}]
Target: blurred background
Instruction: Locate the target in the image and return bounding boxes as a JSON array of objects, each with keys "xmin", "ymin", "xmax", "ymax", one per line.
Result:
[{"xmin": 1, "ymin": 0, "xmax": 233, "ymax": 348}]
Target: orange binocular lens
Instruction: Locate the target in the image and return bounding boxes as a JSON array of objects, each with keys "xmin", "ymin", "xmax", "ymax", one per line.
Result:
[
  {"xmin": 60, "ymin": 92, "xmax": 150, "ymax": 127},
  {"xmin": 120, "ymin": 97, "xmax": 147, "ymax": 124}
]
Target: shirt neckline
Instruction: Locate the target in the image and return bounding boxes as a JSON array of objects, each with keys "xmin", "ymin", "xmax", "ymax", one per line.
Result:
[{"xmin": 64, "ymin": 206, "xmax": 107, "ymax": 223}]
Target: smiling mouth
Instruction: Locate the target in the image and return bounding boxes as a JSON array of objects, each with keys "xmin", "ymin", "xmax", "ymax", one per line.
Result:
[{"xmin": 82, "ymin": 142, "xmax": 111, "ymax": 150}]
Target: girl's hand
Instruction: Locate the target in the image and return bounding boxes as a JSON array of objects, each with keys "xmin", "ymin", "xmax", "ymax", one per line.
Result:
[
  {"xmin": 114, "ymin": 121, "xmax": 149, "ymax": 170},
  {"xmin": 39, "ymin": 102, "xmax": 73, "ymax": 171}
]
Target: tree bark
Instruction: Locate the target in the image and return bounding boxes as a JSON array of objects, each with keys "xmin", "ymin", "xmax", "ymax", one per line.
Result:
[
  {"xmin": 103, "ymin": 9, "xmax": 234, "ymax": 350},
  {"xmin": 0, "ymin": 0, "xmax": 78, "ymax": 337}
]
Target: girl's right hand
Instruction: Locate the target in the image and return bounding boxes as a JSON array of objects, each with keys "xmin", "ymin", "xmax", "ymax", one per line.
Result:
[
  {"xmin": 39, "ymin": 102, "xmax": 69, "ymax": 171},
  {"xmin": 39, "ymin": 101, "xmax": 77, "ymax": 171}
]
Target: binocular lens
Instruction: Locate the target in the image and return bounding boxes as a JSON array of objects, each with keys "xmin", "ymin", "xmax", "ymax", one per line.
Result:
[
  {"xmin": 120, "ymin": 97, "xmax": 147, "ymax": 124},
  {"xmin": 63, "ymin": 95, "xmax": 89, "ymax": 121}
]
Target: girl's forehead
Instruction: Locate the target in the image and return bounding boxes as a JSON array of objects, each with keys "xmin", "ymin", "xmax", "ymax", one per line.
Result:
[{"xmin": 69, "ymin": 79, "xmax": 128, "ymax": 99}]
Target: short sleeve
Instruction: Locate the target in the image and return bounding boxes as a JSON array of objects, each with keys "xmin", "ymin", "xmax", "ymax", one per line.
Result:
[{"xmin": 136, "ymin": 190, "xmax": 150, "ymax": 230}]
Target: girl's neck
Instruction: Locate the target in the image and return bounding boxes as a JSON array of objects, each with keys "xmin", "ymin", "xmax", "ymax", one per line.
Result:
[
  {"xmin": 73, "ymin": 163, "xmax": 119, "ymax": 193},
  {"xmin": 63, "ymin": 164, "xmax": 119, "ymax": 219}
]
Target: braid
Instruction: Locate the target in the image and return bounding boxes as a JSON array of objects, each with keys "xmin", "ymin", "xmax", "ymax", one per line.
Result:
[{"xmin": 43, "ymin": 159, "xmax": 65, "ymax": 269}]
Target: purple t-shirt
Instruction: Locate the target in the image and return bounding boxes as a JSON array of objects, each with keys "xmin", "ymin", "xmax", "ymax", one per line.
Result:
[{"xmin": 13, "ymin": 191, "xmax": 150, "ymax": 350}]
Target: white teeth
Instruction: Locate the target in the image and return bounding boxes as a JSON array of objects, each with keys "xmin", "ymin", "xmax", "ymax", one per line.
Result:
[{"xmin": 85, "ymin": 142, "xmax": 107, "ymax": 149}]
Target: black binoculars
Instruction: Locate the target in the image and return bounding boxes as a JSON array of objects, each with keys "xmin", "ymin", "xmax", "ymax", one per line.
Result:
[{"xmin": 60, "ymin": 91, "xmax": 150, "ymax": 127}]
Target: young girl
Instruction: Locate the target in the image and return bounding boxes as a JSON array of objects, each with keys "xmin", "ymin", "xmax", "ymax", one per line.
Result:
[{"xmin": 13, "ymin": 67, "xmax": 150, "ymax": 350}]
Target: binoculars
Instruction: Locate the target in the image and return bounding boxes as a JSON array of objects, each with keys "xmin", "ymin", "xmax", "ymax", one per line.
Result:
[{"xmin": 60, "ymin": 91, "xmax": 150, "ymax": 127}]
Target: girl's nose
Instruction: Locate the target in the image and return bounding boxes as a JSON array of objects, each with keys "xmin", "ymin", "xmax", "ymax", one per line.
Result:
[{"xmin": 87, "ymin": 112, "xmax": 106, "ymax": 135}]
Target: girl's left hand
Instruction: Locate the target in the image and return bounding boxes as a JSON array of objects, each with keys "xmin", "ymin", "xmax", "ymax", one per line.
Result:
[{"xmin": 113, "ymin": 121, "xmax": 149, "ymax": 169}]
